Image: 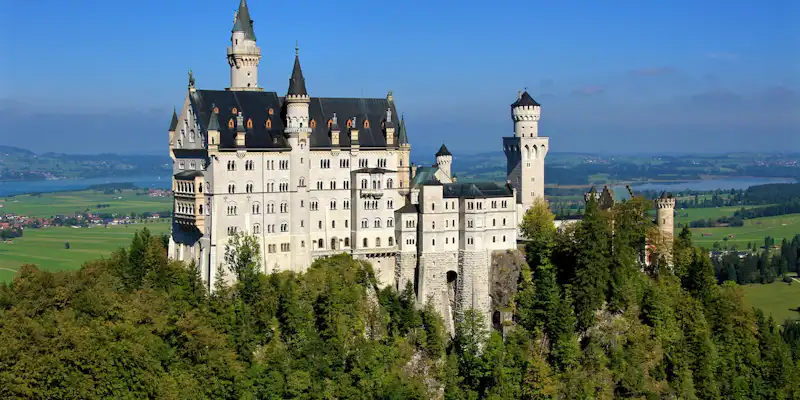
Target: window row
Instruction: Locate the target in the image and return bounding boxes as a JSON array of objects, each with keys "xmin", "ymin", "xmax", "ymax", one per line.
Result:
[
  {"xmin": 360, "ymin": 178, "xmax": 394, "ymax": 189},
  {"xmin": 175, "ymin": 181, "xmax": 199, "ymax": 193},
  {"xmin": 249, "ymin": 202, "xmax": 289, "ymax": 214},
  {"xmin": 318, "ymin": 219, "xmax": 350, "ymax": 229},
  {"xmin": 267, "ymin": 243, "xmax": 292, "ymax": 253},
  {"xmin": 310, "ymin": 199, "xmax": 351, "ymax": 211},
  {"xmin": 177, "ymin": 160, "xmax": 199, "ymax": 170},
  {"xmin": 359, "ymin": 218, "xmax": 394, "ymax": 229},
  {"xmin": 176, "ymin": 203, "xmax": 195, "ymax": 215}
]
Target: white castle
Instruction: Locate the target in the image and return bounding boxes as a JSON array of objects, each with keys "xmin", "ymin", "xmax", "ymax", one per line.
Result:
[{"xmin": 168, "ymin": 0, "xmax": 548, "ymax": 331}]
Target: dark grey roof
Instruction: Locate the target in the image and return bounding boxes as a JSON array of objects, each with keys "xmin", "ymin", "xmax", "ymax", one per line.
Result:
[
  {"xmin": 353, "ymin": 167, "xmax": 396, "ymax": 174},
  {"xmin": 435, "ymin": 143, "xmax": 452, "ymax": 157},
  {"xmin": 232, "ymin": 0, "xmax": 256, "ymax": 41},
  {"xmin": 511, "ymin": 91, "xmax": 540, "ymax": 108},
  {"xmin": 443, "ymin": 182, "xmax": 513, "ymax": 198},
  {"xmin": 174, "ymin": 171, "xmax": 204, "ymax": 179},
  {"xmin": 659, "ymin": 191, "xmax": 673, "ymax": 199},
  {"xmin": 169, "ymin": 109, "xmax": 178, "ymax": 131},
  {"xmin": 287, "ymin": 54, "xmax": 307, "ymax": 96},
  {"xmin": 397, "ymin": 203, "xmax": 420, "ymax": 214},
  {"xmin": 189, "ymin": 90, "xmax": 400, "ymax": 150}
]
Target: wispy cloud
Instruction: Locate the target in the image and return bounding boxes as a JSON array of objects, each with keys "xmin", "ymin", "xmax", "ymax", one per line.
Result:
[
  {"xmin": 571, "ymin": 86, "xmax": 605, "ymax": 96},
  {"xmin": 705, "ymin": 52, "xmax": 739, "ymax": 60},
  {"xmin": 629, "ymin": 67, "xmax": 677, "ymax": 77}
]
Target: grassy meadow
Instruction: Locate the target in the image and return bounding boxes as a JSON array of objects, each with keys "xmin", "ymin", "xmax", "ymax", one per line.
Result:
[
  {"xmin": 0, "ymin": 222, "xmax": 170, "ymax": 283},
  {"xmin": 742, "ymin": 275, "xmax": 800, "ymax": 324},
  {"xmin": 687, "ymin": 214, "xmax": 800, "ymax": 249},
  {"xmin": 1, "ymin": 190, "xmax": 171, "ymax": 218}
]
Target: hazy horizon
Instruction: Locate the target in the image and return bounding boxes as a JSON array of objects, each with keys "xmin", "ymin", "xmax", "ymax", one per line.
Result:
[{"xmin": 1, "ymin": 0, "xmax": 797, "ymax": 155}]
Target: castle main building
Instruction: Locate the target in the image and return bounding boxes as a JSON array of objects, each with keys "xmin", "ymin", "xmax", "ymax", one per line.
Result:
[{"xmin": 168, "ymin": 0, "xmax": 547, "ymax": 330}]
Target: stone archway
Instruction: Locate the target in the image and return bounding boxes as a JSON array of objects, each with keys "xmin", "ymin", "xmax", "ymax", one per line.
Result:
[{"xmin": 446, "ymin": 270, "xmax": 458, "ymax": 323}]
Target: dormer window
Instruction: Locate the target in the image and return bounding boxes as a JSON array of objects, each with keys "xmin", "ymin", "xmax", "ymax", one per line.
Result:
[
  {"xmin": 265, "ymin": 119, "xmax": 272, "ymax": 129},
  {"xmin": 364, "ymin": 120, "xmax": 370, "ymax": 129},
  {"xmin": 268, "ymin": 108, "xmax": 274, "ymax": 115},
  {"xmin": 346, "ymin": 119, "xmax": 352, "ymax": 128},
  {"xmin": 310, "ymin": 119, "xmax": 316, "ymax": 129},
  {"xmin": 246, "ymin": 118, "xmax": 253, "ymax": 129},
  {"xmin": 228, "ymin": 119, "xmax": 234, "ymax": 129},
  {"xmin": 213, "ymin": 106, "xmax": 219, "ymax": 114},
  {"xmin": 327, "ymin": 119, "xmax": 332, "ymax": 128},
  {"xmin": 231, "ymin": 107, "xmax": 238, "ymax": 114}
]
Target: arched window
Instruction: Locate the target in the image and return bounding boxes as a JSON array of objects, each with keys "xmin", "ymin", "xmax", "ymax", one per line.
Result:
[
  {"xmin": 361, "ymin": 179, "xmax": 368, "ymax": 189},
  {"xmin": 228, "ymin": 183, "xmax": 235, "ymax": 194},
  {"xmin": 252, "ymin": 203, "xmax": 261, "ymax": 214},
  {"xmin": 265, "ymin": 119, "xmax": 272, "ymax": 129},
  {"xmin": 318, "ymin": 238, "xmax": 324, "ymax": 249},
  {"xmin": 387, "ymin": 218, "xmax": 394, "ymax": 227},
  {"xmin": 376, "ymin": 237, "xmax": 381, "ymax": 247},
  {"xmin": 364, "ymin": 120, "xmax": 370, "ymax": 128},
  {"xmin": 386, "ymin": 179, "xmax": 393, "ymax": 189},
  {"xmin": 310, "ymin": 119, "xmax": 317, "ymax": 129},
  {"xmin": 344, "ymin": 238, "xmax": 350, "ymax": 247},
  {"xmin": 253, "ymin": 224, "xmax": 261, "ymax": 234},
  {"xmin": 388, "ymin": 237, "xmax": 394, "ymax": 246},
  {"xmin": 228, "ymin": 119, "xmax": 234, "ymax": 129},
  {"xmin": 363, "ymin": 238, "xmax": 368, "ymax": 248},
  {"xmin": 330, "ymin": 238, "xmax": 336, "ymax": 250},
  {"xmin": 268, "ymin": 108, "xmax": 274, "ymax": 115},
  {"xmin": 299, "ymin": 177, "xmax": 305, "ymax": 187},
  {"xmin": 231, "ymin": 107, "xmax": 238, "ymax": 114},
  {"xmin": 361, "ymin": 219, "xmax": 368, "ymax": 228},
  {"xmin": 346, "ymin": 119, "xmax": 352, "ymax": 128},
  {"xmin": 246, "ymin": 118, "xmax": 253, "ymax": 129},
  {"xmin": 374, "ymin": 218, "xmax": 381, "ymax": 228}
]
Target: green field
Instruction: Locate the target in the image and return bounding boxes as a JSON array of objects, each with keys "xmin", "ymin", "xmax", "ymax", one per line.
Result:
[
  {"xmin": 687, "ymin": 214, "xmax": 800, "ymax": 249},
  {"xmin": 674, "ymin": 205, "xmax": 769, "ymax": 225},
  {"xmin": 1, "ymin": 190, "xmax": 171, "ymax": 218},
  {"xmin": 742, "ymin": 276, "xmax": 800, "ymax": 324},
  {"xmin": 0, "ymin": 222, "xmax": 170, "ymax": 283}
]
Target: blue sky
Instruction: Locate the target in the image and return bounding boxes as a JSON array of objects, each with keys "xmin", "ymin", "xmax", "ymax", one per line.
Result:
[{"xmin": 0, "ymin": 0, "xmax": 797, "ymax": 157}]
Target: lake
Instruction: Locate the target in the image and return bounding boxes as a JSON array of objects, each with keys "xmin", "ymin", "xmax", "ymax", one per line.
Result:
[
  {"xmin": 1, "ymin": 175, "xmax": 796, "ymax": 198},
  {"xmin": 0, "ymin": 176, "xmax": 171, "ymax": 197},
  {"xmin": 619, "ymin": 177, "xmax": 797, "ymax": 193}
]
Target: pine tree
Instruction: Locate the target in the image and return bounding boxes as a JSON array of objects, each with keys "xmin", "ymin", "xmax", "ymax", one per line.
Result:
[{"xmin": 572, "ymin": 195, "xmax": 612, "ymax": 331}]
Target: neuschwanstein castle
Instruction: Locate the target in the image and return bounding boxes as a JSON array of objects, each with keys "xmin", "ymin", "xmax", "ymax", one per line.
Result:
[{"xmin": 168, "ymin": 0, "xmax": 548, "ymax": 330}]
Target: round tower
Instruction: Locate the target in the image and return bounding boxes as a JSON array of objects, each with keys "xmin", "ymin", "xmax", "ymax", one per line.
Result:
[
  {"xmin": 435, "ymin": 144, "xmax": 452, "ymax": 179},
  {"xmin": 655, "ymin": 192, "xmax": 676, "ymax": 251},
  {"xmin": 227, "ymin": 0, "xmax": 262, "ymax": 91},
  {"xmin": 512, "ymin": 91, "xmax": 541, "ymax": 138}
]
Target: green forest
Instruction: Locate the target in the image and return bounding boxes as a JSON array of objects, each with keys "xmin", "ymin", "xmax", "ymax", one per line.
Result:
[{"xmin": 1, "ymin": 196, "xmax": 799, "ymax": 399}]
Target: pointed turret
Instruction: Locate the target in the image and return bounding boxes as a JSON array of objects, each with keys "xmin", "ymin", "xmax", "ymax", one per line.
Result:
[
  {"xmin": 435, "ymin": 143, "xmax": 452, "ymax": 157},
  {"xmin": 398, "ymin": 114, "xmax": 409, "ymax": 145},
  {"xmin": 232, "ymin": 0, "xmax": 256, "ymax": 41},
  {"xmin": 168, "ymin": 108, "xmax": 178, "ymax": 132},
  {"xmin": 287, "ymin": 46, "xmax": 308, "ymax": 96},
  {"xmin": 511, "ymin": 91, "xmax": 540, "ymax": 108},
  {"xmin": 207, "ymin": 105, "xmax": 220, "ymax": 131}
]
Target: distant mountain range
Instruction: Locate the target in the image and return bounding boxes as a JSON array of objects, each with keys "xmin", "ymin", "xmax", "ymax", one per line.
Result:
[
  {"xmin": 3, "ymin": 145, "xmax": 800, "ymax": 186},
  {"xmin": 0, "ymin": 146, "xmax": 171, "ymax": 182}
]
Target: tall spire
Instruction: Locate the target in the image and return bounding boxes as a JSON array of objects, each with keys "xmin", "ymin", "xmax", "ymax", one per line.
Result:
[
  {"xmin": 287, "ymin": 45, "xmax": 307, "ymax": 96},
  {"xmin": 168, "ymin": 108, "xmax": 178, "ymax": 132},
  {"xmin": 232, "ymin": 0, "xmax": 256, "ymax": 41},
  {"xmin": 398, "ymin": 113, "xmax": 409, "ymax": 145}
]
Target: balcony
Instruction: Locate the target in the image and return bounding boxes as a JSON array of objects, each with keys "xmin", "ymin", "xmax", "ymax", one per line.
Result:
[{"xmin": 360, "ymin": 189, "xmax": 384, "ymax": 199}]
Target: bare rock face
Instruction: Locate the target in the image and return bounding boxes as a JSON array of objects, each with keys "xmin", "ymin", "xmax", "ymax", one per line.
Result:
[{"xmin": 490, "ymin": 249, "xmax": 526, "ymax": 311}]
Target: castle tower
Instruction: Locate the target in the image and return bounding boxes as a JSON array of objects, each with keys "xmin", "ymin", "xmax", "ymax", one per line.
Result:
[
  {"xmin": 654, "ymin": 192, "xmax": 676, "ymax": 262},
  {"xmin": 227, "ymin": 0, "xmax": 262, "ymax": 91},
  {"xmin": 504, "ymin": 91, "xmax": 549, "ymax": 216},
  {"xmin": 435, "ymin": 144, "xmax": 453, "ymax": 179},
  {"xmin": 285, "ymin": 45, "xmax": 312, "ymax": 271},
  {"xmin": 397, "ymin": 114, "xmax": 412, "ymax": 194}
]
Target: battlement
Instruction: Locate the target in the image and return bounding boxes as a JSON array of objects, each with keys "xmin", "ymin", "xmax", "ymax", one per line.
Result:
[
  {"xmin": 511, "ymin": 104, "xmax": 540, "ymax": 122},
  {"xmin": 654, "ymin": 196, "xmax": 676, "ymax": 209}
]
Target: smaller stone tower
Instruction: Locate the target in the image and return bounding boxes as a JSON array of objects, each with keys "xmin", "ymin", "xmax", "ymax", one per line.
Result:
[
  {"xmin": 435, "ymin": 144, "xmax": 453, "ymax": 179},
  {"xmin": 227, "ymin": 0, "xmax": 262, "ymax": 91},
  {"xmin": 654, "ymin": 192, "xmax": 676, "ymax": 260}
]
